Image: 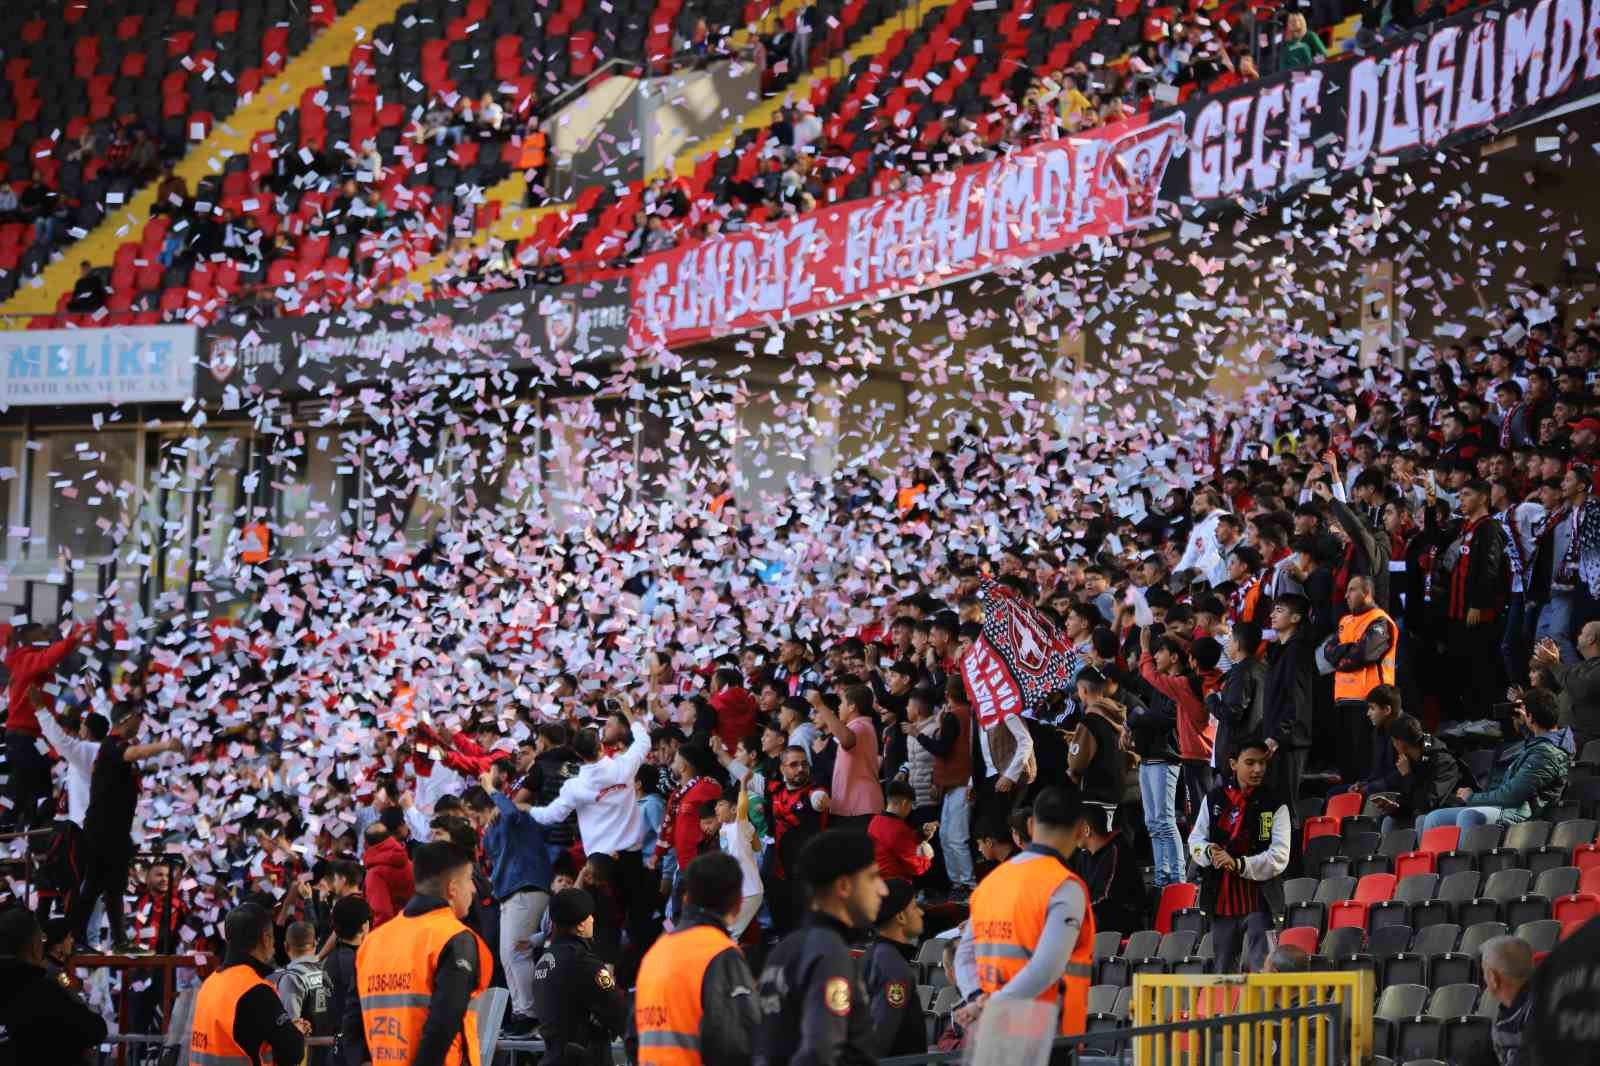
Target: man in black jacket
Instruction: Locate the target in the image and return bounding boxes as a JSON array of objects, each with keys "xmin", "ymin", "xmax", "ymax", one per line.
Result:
[
  {"xmin": 1262, "ymin": 596, "xmax": 1315, "ymax": 817},
  {"xmin": 628, "ymin": 853, "xmax": 761, "ymax": 1065},
  {"xmin": 1208, "ymin": 622, "xmax": 1266, "ymax": 784},
  {"xmin": 323, "ymin": 895, "xmax": 370, "ymax": 1066},
  {"xmin": 189, "ymin": 903, "xmax": 308, "ymax": 1066},
  {"xmin": 1372, "ymin": 714, "xmax": 1462, "ymax": 828},
  {"xmin": 1443, "ymin": 479, "xmax": 1509, "ymax": 722},
  {"xmin": 0, "ymin": 906, "xmax": 108, "ymax": 1064},
  {"xmin": 860, "ymin": 879, "xmax": 928, "ymax": 1060},
  {"xmin": 531, "ymin": 889, "xmax": 628, "ymax": 1066},
  {"xmin": 515, "ymin": 723, "xmax": 580, "ymax": 850},
  {"xmin": 1350, "ymin": 685, "xmax": 1404, "ymax": 798},
  {"xmin": 755, "ymin": 830, "xmax": 885, "ymax": 1066}
]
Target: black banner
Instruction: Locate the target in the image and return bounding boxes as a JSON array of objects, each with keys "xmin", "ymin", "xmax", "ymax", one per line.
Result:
[
  {"xmin": 1156, "ymin": 0, "xmax": 1600, "ymax": 208},
  {"xmin": 197, "ymin": 280, "xmax": 633, "ymax": 403}
]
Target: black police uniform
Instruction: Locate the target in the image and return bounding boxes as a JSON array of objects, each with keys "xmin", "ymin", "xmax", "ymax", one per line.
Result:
[
  {"xmin": 860, "ymin": 936, "xmax": 928, "ymax": 1058},
  {"xmin": 531, "ymin": 932, "xmax": 628, "ymax": 1066},
  {"xmin": 754, "ymin": 911, "xmax": 875, "ymax": 1066}
]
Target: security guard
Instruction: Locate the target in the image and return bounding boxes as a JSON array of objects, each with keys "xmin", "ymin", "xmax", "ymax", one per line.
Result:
[
  {"xmin": 189, "ymin": 903, "xmax": 307, "ymax": 1066},
  {"xmin": 754, "ymin": 829, "xmax": 886, "ymax": 1066},
  {"xmin": 956, "ymin": 786, "xmax": 1096, "ymax": 1045},
  {"xmin": 530, "ymin": 888, "xmax": 628, "ymax": 1066},
  {"xmin": 356, "ymin": 842, "xmax": 492, "ymax": 1066},
  {"xmin": 1320, "ymin": 574, "xmax": 1397, "ymax": 786},
  {"xmin": 861, "ymin": 878, "xmax": 928, "ymax": 1059},
  {"xmin": 630, "ymin": 852, "xmax": 761, "ymax": 1066}
]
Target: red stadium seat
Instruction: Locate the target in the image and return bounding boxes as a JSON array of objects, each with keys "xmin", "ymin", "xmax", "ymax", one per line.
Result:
[
  {"xmin": 1303, "ymin": 816, "xmax": 1340, "ymax": 849},
  {"xmin": 1154, "ymin": 883, "xmax": 1197, "ymax": 935}
]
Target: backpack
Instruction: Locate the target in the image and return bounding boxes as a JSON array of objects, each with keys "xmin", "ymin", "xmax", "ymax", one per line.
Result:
[{"xmin": 1067, "ymin": 703, "xmax": 1138, "ymax": 784}]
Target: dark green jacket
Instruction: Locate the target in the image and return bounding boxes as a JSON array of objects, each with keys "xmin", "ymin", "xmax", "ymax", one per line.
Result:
[{"xmin": 1467, "ymin": 733, "xmax": 1570, "ymax": 823}]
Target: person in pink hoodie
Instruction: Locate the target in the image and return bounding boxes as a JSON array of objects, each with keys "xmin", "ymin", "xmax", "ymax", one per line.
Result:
[
  {"xmin": 361, "ymin": 816, "xmax": 414, "ymax": 926},
  {"xmin": 1139, "ymin": 627, "xmax": 1217, "ymax": 823},
  {"xmin": 708, "ymin": 666, "xmax": 759, "ymax": 756}
]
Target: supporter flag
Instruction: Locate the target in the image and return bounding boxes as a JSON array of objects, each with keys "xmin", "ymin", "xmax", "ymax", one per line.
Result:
[{"xmin": 960, "ymin": 580, "xmax": 1081, "ymax": 729}]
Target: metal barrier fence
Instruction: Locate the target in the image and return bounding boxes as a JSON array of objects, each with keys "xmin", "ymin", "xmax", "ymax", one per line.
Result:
[
  {"xmin": 1133, "ymin": 971, "xmax": 1374, "ymax": 1066},
  {"xmin": 878, "ymin": 1003, "xmax": 1347, "ymax": 1066}
]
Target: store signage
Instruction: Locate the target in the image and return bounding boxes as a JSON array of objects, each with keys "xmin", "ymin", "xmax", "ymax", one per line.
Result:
[{"xmin": 0, "ymin": 324, "xmax": 196, "ymax": 405}]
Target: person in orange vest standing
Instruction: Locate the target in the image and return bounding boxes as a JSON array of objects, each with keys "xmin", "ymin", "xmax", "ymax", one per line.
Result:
[
  {"xmin": 356, "ymin": 842, "xmax": 493, "ymax": 1066},
  {"xmin": 630, "ymin": 851, "xmax": 761, "ymax": 1066},
  {"xmin": 189, "ymin": 902, "xmax": 308, "ymax": 1066},
  {"xmin": 1317, "ymin": 574, "xmax": 1396, "ymax": 787},
  {"xmin": 953, "ymin": 786, "xmax": 1096, "ymax": 1054}
]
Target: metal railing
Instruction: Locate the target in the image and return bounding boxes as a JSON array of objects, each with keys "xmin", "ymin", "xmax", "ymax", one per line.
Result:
[{"xmin": 881, "ymin": 1003, "xmax": 1346, "ymax": 1066}]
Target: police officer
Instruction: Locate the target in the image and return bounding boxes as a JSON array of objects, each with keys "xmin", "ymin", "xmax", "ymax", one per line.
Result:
[
  {"xmin": 189, "ymin": 903, "xmax": 308, "ymax": 1066},
  {"xmin": 531, "ymin": 888, "xmax": 628, "ymax": 1065},
  {"xmin": 272, "ymin": 921, "xmax": 335, "ymax": 1066},
  {"xmin": 356, "ymin": 842, "xmax": 493, "ymax": 1066},
  {"xmin": 861, "ymin": 878, "xmax": 928, "ymax": 1059},
  {"xmin": 955, "ymin": 786, "xmax": 1096, "ymax": 1052},
  {"xmin": 754, "ymin": 829, "xmax": 886, "ymax": 1066},
  {"xmin": 630, "ymin": 852, "xmax": 761, "ymax": 1066}
]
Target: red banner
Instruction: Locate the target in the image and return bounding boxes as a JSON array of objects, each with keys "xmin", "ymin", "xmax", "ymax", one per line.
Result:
[
  {"xmin": 961, "ymin": 635, "xmax": 1024, "ymax": 732},
  {"xmin": 631, "ymin": 114, "xmax": 1185, "ymax": 348}
]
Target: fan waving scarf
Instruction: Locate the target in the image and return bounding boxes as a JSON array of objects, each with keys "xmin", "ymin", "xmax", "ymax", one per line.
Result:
[{"xmin": 960, "ymin": 580, "xmax": 1082, "ymax": 730}]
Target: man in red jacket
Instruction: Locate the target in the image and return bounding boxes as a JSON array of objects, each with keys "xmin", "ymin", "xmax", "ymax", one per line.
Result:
[
  {"xmin": 708, "ymin": 666, "xmax": 758, "ymax": 756},
  {"xmin": 868, "ymin": 782, "xmax": 937, "ymax": 880},
  {"xmin": 4, "ymin": 621, "xmax": 90, "ymax": 830},
  {"xmin": 360, "ymin": 817, "xmax": 414, "ymax": 926}
]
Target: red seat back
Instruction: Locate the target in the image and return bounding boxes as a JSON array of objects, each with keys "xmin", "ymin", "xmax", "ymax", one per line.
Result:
[{"xmin": 1154, "ymin": 882, "xmax": 1198, "ymax": 934}]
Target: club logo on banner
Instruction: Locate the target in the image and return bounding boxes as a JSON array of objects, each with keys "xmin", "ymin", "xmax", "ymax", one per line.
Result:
[{"xmin": 960, "ymin": 580, "xmax": 1081, "ymax": 730}]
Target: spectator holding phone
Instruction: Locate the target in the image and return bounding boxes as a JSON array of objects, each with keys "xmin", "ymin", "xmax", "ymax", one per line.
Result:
[{"xmin": 1372, "ymin": 714, "xmax": 1460, "ymax": 829}]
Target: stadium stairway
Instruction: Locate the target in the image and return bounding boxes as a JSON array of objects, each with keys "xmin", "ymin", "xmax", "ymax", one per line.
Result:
[
  {"xmin": 0, "ymin": 0, "xmax": 409, "ymax": 323},
  {"xmin": 399, "ymin": 0, "xmax": 951, "ymax": 293}
]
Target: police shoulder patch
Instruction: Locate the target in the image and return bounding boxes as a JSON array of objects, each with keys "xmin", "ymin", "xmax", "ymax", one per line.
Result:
[
  {"xmin": 885, "ymin": 981, "xmax": 907, "ymax": 1008},
  {"xmin": 597, "ymin": 966, "xmax": 615, "ymax": 991},
  {"xmin": 824, "ymin": 976, "xmax": 851, "ymax": 1016}
]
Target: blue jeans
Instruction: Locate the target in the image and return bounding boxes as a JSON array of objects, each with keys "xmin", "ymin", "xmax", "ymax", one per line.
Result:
[
  {"xmin": 1416, "ymin": 805, "xmax": 1503, "ymax": 834},
  {"xmin": 1140, "ymin": 762, "xmax": 1183, "ymax": 888},
  {"xmin": 1535, "ymin": 590, "xmax": 1579, "ymax": 663},
  {"xmin": 940, "ymin": 786, "xmax": 975, "ymax": 888}
]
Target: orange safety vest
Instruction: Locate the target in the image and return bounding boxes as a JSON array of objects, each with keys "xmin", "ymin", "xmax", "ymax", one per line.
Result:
[
  {"xmin": 969, "ymin": 850, "xmax": 1097, "ymax": 1036},
  {"xmin": 517, "ymin": 130, "xmax": 547, "ymax": 169},
  {"xmin": 240, "ymin": 522, "xmax": 270, "ymax": 564},
  {"xmin": 633, "ymin": 923, "xmax": 734, "ymax": 1065},
  {"xmin": 189, "ymin": 962, "xmax": 274, "ymax": 1066},
  {"xmin": 356, "ymin": 906, "xmax": 493, "ymax": 1066},
  {"xmin": 1332, "ymin": 606, "xmax": 1396, "ymax": 703}
]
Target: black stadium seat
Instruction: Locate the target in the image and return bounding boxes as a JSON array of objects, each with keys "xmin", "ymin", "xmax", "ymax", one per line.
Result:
[
  {"xmin": 1506, "ymin": 866, "xmax": 1581, "ymax": 927},
  {"xmin": 1436, "ymin": 824, "xmax": 1503, "ymax": 878},
  {"xmin": 1413, "ymin": 871, "xmax": 1479, "ymax": 929},
  {"xmin": 1431, "ymin": 922, "xmax": 1505, "ymax": 988},
  {"xmin": 1374, "ymin": 983, "xmax": 1429, "ymax": 1058},
  {"xmin": 1457, "ymin": 869, "xmax": 1532, "ymax": 928},
  {"xmin": 1370, "ymin": 874, "xmax": 1439, "ymax": 931},
  {"xmin": 1395, "ymin": 983, "xmax": 1482, "ymax": 1062},
  {"xmin": 1286, "ymin": 875, "xmax": 1355, "ymax": 933}
]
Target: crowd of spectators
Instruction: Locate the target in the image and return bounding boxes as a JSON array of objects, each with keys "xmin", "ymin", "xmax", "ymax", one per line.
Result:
[
  {"xmin": 593, "ymin": 4, "xmax": 1344, "ymax": 266},
  {"xmin": 0, "ymin": 277, "xmax": 1597, "ymax": 1064}
]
